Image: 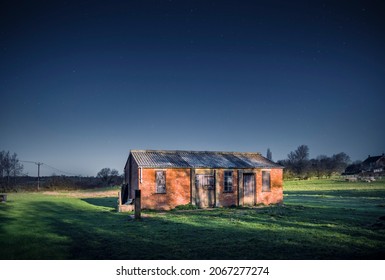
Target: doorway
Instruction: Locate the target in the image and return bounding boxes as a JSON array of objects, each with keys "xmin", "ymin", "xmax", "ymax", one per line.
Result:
[
  {"xmin": 243, "ymin": 173, "xmax": 255, "ymax": 206},
  {"xmin": 195, "ymin": 174, "xmax": 215, "ymax": 208}
]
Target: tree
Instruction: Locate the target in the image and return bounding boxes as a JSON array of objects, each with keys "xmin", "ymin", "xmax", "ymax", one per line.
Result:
[
  {"xmin": 344, "ymin": 161, "xmax": 362, "ymax": 175},
  {"xmin": 2, "ymin": 151, "xmax": 12, "ymax": 184},
  {"xmin": 97, "ymin": 168, "xmax": 111, "ymax": 185},
  {"xmin": 287, "ymin": 145, "xmax": 310, "ymax": 179},
  {"xmin": 97, "ymin": 168, "xmax": 120, "ymax": 186},
  {"xmin": 266, "ymin": 148, "xmax": 272, "ymax": 161},
  {"xmin": 288, "ymin": 145, "xmax": 309, "ymax": 162},
  {"xmin": 277, "ymin": 159, "xmax": 295, "ymax": 179},
  {"xmin": 279, "ymin": 146, "xmax": 352, "ymax": 179},
  {"xmin": 10, "ymin": 153, "xmax": 23, "ymax": 183},
  {"xmin": 0, "ymin": 151, "xmax": 5, "ymax": 179},
  {"xmin": 110, "ymin": 169, "xmax": 119, "ymax": 177},
  {"xmin": 311, "ymin": 155, "xmax": 330, "ymax": 178},
  {"xmin": 307, "ymin": 152, "xmax": 351, "ymax": 178},
  {"xmin": 0, "ymin": 150, "xmax": 23, "ymax": 186},
  {"xmin": 331, "ymin": 152, "xmax": 350, "ymax": 173}
]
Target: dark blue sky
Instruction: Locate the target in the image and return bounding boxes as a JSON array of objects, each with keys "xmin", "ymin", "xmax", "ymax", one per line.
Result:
[{"xmin": 1, "ymin": 0, "xmax": 384, "ymax": 176}]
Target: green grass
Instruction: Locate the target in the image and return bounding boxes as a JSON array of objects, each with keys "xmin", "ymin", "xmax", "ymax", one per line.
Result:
[{"xmin": 1, "ymin": 179, "xmax": 385, "ymax": 259}]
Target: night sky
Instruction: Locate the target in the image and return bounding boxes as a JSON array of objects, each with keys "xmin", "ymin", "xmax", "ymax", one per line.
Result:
[{"xmin": 1, "ymin": 0, "xmax": 384, "ymax": 176}]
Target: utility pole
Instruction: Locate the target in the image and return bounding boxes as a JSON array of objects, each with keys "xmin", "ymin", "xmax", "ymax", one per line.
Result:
[
  {"xmin": 19, "ymin": 160, "xmax": 44, "ymax": 191},
  {"xmin": 36, "ymin": 162, "xmax": 43, "ymax": 191}
]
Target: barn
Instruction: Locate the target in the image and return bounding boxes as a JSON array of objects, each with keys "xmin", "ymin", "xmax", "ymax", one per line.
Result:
[{"xmin": 121, "ymin": 150, "xmax": 284, "ymax": 210}]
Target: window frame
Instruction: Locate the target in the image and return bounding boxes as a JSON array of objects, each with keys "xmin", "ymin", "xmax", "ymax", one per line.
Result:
[
  {"xmin": 262, "ymin": 170, "xmax": 271, "ymax": 192},
  {"xmin": 224, "ymin": 170, "xmax": 233, "ymax": 192},
  {"xmin": 155, "ymin": 170, "xmax": 166, "ymax": 194},
  {"xmin": 196, "ymin": 174, "xmax": 215, "ymax": 190}
]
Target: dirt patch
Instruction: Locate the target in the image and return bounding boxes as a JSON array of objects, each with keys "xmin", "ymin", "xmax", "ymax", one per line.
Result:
[{"xmin": 42, "ymin": 189, "xmax": 119, "ymax": 198}]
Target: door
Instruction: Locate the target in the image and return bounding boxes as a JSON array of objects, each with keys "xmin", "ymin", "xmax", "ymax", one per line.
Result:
[
  {"xmin": 243, "ymin": 173, "xmax": 255, "ymax": 206},
  {"xmin": 195, "ymin": 174, "xmax": 215, "ymax": 208}
]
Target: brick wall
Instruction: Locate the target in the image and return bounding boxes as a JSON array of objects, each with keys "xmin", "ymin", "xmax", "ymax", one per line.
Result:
[
  {"xmin": 216, "ymin": 169, "xmax": 239, "ymax": 207},
  {"xmin": 140, "ymin": 168, "xmax": 191, "ymax": 210},
  {"xmin": 256, "ymin": 168, "xmax": 283, "ymax": 205},
  {"xmin": 129, "ymin": 165, "xmax": 283, "ymax": 210}
]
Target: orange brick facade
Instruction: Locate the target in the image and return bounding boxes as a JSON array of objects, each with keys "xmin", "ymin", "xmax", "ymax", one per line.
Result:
[
  {"xmin": 125, "ymin": 164, "xmax": 283, "ymax": 210},
  {"xmin": 256, "ymin": 169, "xmax": 283, "ymax": 205},
  {"xmin": 140, "ymin": 168, "xmax": 191, "ymax": 210}
]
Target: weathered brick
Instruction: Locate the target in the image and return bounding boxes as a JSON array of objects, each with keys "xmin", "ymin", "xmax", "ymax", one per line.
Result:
[
  {"xmin": 123, "ymin": 151, "xmax": 284, "ymax": 210},
  {"xmin": 125, "ymin": 166, "xmax": 283, "ymax": 210}
]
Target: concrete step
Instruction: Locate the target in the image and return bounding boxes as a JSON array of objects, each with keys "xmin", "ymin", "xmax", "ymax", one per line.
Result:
[{"xmin": 118, "ymin": 204, "xmax": 134, "ymax": 212}]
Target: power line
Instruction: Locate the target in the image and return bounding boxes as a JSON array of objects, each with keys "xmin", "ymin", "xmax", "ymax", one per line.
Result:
[
  {"xmin": 18, "ymin": 160, "xmax": 84, "ymax": 191},
  {"xmin": 20, "ymin": 160, "xmax": 42, "ymax": 190},
  {"xmin": 20, "ymin": 160, "xmax": 37, "ymax": 164},
  {"xmin": 20, "ymin": 160, "xmax": 80, "ymax": 176},
  {"xmin": 42, "ymin": 163, "xmax": 79, "ymax": 176}
]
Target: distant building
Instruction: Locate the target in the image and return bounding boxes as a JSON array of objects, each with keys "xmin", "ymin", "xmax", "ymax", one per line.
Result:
[
  {"xmin": 121, "ymin": 150, "xmax": 284, "ymax": 210},
  {"xmin": 362, "ymin": 154, "xmax": 385, "ymax": 174},
  {"xmin": 343, "ymin": 154, "xmax": 385, "ymax": 178}
]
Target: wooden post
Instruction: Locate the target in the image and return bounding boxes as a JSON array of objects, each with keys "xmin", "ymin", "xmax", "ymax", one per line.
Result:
[
  {"xmin": 117, "ymin": 191, "xmax": 122, "ymax": 212},
  {"xmin": 37, "ymin": 163, "xmax": 40, "ymax": 191},
  {"xmin": 0, "ymin": 194, "xmax": 7, "ymax": 203},
  {"xmin": 214, "ymin": 169, "xmax": 218, "ymax": 207},
  {"xmin": 134, "ymin": 189, "xmax": 141, "ymax": 219},
  {"xmin": 36, "ymin": 162, "xmax": 42, "ymax": 191},
  {"xmin": 190, "ymin": 168, "xmax": 196, "ymax": 205}
]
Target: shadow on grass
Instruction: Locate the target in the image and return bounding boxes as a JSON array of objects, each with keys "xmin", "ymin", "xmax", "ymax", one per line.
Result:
[
  {"xmin": 0, "ymin": 202, "xmax": 14, "ymax": 233},
  {"xmin": 1, "ymin": 197, "xmax": 385, "ymax": 260},
  {"xmin": 82, "ymin": 197, "xmax": 117, "ymax": 209},
  {"xmin": 285, "ymin": 188, "xmax": 385, "ymax": 199}
]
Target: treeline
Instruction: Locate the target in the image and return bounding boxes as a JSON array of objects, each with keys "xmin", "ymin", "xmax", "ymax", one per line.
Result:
[
  {"xmin": 1, "ymin": 149, "xmax": 124, "ymax": 192},
  {"xmin": 0, "ymin": 150, "xmax": 24, "ymax": 187},
  {"xmin": 97, "ymin": 167, "xmax": 121, "ymax": 186},
  {"xmin": 2, "ymin": 175, "xmax": 101, "ymax": 192},
  {"xmin": 277, "ymin": 145, "xmax": 350, "ymax": 179},
  {"xmin": 1, "ymin": 173, "xmax": 122, "ymax": 192}
]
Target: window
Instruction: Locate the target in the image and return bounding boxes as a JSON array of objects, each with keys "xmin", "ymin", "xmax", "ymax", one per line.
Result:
[
  {"xmin": 196, "ymin": 174, "xmax": 215, "ymax": 190},
  {"xmin": 262, "ymin": 171, "xmax": 271, "ymax": 192},
  {"xmin": 156, "ymin": 170, "xmax": 166, "ymax": 193},
  {"xmin": 224, "ymin": 171, "xmax": 233, "ymax": 192}
]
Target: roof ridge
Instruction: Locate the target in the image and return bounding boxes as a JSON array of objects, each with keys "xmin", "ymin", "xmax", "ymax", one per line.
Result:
[
  {"xmin": 129, "ymin": 149, "xmax": 283, "ymax": 169},
  {"xmin": 130, "ymin": 149, "xmax": 262, "ymax": 155}
]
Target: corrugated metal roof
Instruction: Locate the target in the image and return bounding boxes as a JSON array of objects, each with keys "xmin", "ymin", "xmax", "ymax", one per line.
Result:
[{"xmin": 130, "ymin": 150, "xmax": 283, "ymax": 169}]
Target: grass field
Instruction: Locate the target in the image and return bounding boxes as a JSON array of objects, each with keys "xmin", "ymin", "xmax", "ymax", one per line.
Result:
[{"xmin": 1, "ymin": 179, "xmax": 385, "ymax": 259}]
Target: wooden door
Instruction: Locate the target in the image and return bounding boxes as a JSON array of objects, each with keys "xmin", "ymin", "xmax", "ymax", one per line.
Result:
[
  {"xmin": 243, "ymin": 174, "xmax": 255, "ymax": 206},
  {"xmin": 195, "ymin": 174, "xmax": 215, "ymax": 208}
]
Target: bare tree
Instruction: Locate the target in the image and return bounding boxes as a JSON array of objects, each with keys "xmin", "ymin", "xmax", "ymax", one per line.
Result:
[
  {"xmin": 331, "ymin": 152, "xmax": 350, "ymax": 173},
  {"xmin": 97, "ymin": 168, "xmax": 120, "ymax": 186},
  {"xmin": 287, "ymin": 145, "xmax": 310, "ymax": 179},
  {"xmin": 2, "ymin": 151, "xmax": 12, "ymax": 185},
  {"xmin": 0, "ymin": 150, "xmax": 23, "ymax": 186},
  {"xmin": 280, "ymin": 146, "xmax": 351, "ymax": 179},
  {"xmin": 311, "ymin": 155, "xmax": 330, "ymax": 178},
  {"xmin": 110, "ymin": 169, "xmax": 119, "ymax": 177},
  {"xmin": 0, "ymin": 151, "xmax": 4, "ymax": 179},
  {"xmin": 288, "ymin": 145, "xmax": 309, "ymax": 162},
  {"xmin": 97, "ymin": 168, "xmax": 111, "ymax": 185},
  {"xmin": 11, "ymin": 153, "xmax": 23, "ymax": 184}
]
